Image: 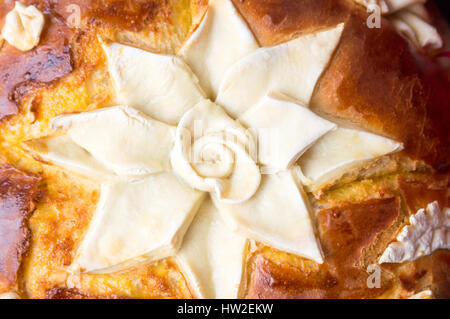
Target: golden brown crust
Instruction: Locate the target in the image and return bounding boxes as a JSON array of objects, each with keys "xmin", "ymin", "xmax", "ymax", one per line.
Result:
[
  {"xmin": 236, "ymin": 0, "xmax": 449, "ymax": 172},
  {"xmin": 0, "ymin": 0, "xmax": 202, "ymax": 299},
  {"xmin": 379, "ymin": 250, "xmax": 450, "ymax": 298},
  {"xmin": 0, "ymin": 164, "xmax": 40, "ymax": 292},
  {"xmin": 233, "ymin": 0, "xmax": 351, "ymax": 46},
  {"xmin": 45, "ymin": 287, "xmax": 124, "ymax": 299},
  {"xmin": 246, "ymin": 198, "xmax": 399, "ymax": 299},
  {"xmin": 312, "ymin": 10, "xmax": 450, "ymax": 172},
  {"xmin": 430, "ymin": 251, "xmax": 450, "ymax": 298},
  {"xmin": 0, "ymin": 10, "xmax": 73, "ymax": 120},
  {"xmin": 45, "ymin": 288, "xmax": 99, "ymax": 299},
  {"xmin": 0, "ymin": 0, "xmax": 193, "ymax": 120},
  {"xmin": 398, "ymin": 175, "xmax": 449, "ymax": 213},
  {"xmin": 380, "ymin": 175, "xmax": 450, "ymax": 298},
  {"xmin": 245, "ymin": 173, "xmax": 450, "ymax": 299},
  {"xmin": 0, "ymin": 0, "xmax": 448, "ymax": 299}
]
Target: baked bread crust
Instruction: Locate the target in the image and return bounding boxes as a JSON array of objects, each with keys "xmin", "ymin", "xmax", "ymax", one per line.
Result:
[
  {"xmin": 0, "ymin": 164, "xmax": 40, "ymax": 292},
  {"xmin": 236, "ymin": 0, "xmax": 449, "ymax": 172},
  {"xmin": 0, "ymin": 0, "xmax": 448, "ymax": 298}
]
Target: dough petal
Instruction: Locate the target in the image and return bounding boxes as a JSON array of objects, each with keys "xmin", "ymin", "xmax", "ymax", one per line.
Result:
[
  {"xmin": 22, "ymin": 135, "xmax": 113, "ymax": 181},
  {"xmin": 216, "ymin": 24, "xmax": 344, "ymax": 118},
  {"xmin": 177, "ymin": 198, "xmax": 247, "ymax": 299},
  {"xmin": 178, "ymin": 0, "xmax": 258, "ymax": 99},
  {"xmin": 298, "ymin": 128, "xmax": 403, "ymax": 191},
  {"xmin": 74, "ymin": 173, "xmax": 205, "ymax": 273},
  {"xmin": 103, "ymin": 41, "xmax": 206, "ymax": 125},
  {"xmin": 213, "ymin": 168, "xmax": 323, "ymax": 263},
  {"xmin": 52, "ymin": 105, "xmax": 176, "ymax": 177},
  {"xmin": 239, "ymin": 92, "xmax": 336, "ymax": 171}
]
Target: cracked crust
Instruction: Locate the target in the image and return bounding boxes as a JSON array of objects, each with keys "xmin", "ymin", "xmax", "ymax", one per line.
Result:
[{"xmin": 235, "ymin": 0, "xmax": 449, "ymax": 172}]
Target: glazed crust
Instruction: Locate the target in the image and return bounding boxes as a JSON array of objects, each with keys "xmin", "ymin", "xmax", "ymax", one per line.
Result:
[
  {"xmin": 0, "ymin": 164, "xmax": 40, "ymax": 292},
  {"xmin": 0, "ymin": 0, "xmax": 448, "ymax": 298},
  {"xmin": 235, "ymin": 0, "xmax": 450, "ymax": 172},
  {"xmin": 246, "ymin": 198, "xmax": 400, "ymax": 299},
  {"xmin": 245, "ymin": 174, "xmax": 449, "ymax": 299}
]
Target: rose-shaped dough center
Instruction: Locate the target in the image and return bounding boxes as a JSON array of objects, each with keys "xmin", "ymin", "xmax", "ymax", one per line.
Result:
[
  {"xmin": 192, "ymin": 134, "xmax": 235, "ymax": 178},
  {"xmin": 171, "ymin": 100, "xmax": 260, "ymax": 204}
]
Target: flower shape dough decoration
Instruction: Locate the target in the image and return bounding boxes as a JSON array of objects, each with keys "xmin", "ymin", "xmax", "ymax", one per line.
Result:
[{"xmin": 25, "ymin": 0, "xmax": 404, "ymax": 298}]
